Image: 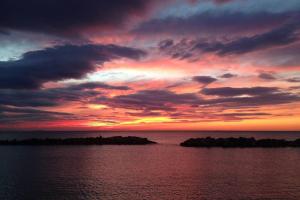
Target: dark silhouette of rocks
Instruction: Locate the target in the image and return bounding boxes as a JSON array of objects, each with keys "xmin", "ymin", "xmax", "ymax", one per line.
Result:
[
  {"xmin": 0, "ymin": 136, "xmax": 156, "ymax": 145},
  {"xmin": 180, "ymin": 137, "xmax": 300, "ymax": 148}
]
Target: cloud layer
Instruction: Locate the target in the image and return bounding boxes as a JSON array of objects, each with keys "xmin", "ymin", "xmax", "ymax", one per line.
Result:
[
  {"xmin": 1, "ymin": 0, "xmax": 300, "ymax": 130},
  {"xmin": 0, "ymin": 44, "xmax": 146, "ymax": 89},
  {"xmin": 0, "ymin": 0, "xmax": 158, "ymax": 37}
]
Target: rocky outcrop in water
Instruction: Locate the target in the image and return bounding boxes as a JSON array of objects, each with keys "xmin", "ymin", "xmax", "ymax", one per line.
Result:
[
  {"xmin": 0, "ymin": 136, "xmax": 156, "ymax": 145},
  {"xmin": 180, "ymin": 137, "xmax": 300, "ymax": 148}
]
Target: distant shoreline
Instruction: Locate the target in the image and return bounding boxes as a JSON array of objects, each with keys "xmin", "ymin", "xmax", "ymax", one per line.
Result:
[
  {"xmin": 0, "ymin": 136, "xmax": 156, "ymax": 146},
  {"xmin": 1, "ymin": 130, "xmax": 300, "ymax": 133},
  {"xmin": 181, "ymin": 137, "xmax": 300, "ymax": 148},
  {"xmin": 2, "ymin": 136, "xmax": 300, "ymax": 147}
]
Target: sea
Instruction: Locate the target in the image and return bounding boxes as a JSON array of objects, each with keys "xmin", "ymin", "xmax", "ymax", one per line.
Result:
[{"xmin": 1, "ymin": 131, "xmax": 300, "ymax": 200}]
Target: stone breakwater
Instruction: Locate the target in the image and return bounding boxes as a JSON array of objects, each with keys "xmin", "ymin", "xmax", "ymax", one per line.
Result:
[
  {"xmin": 180, "ymin": 137, "xmax": 300, "ymax": 148},
  {"xmin": 0, "ymin": 136, "xmax": 157, "ymax": 145}
]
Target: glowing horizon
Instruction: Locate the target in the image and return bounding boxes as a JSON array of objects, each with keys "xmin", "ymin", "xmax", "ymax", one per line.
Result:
[{"xmin": 1, "ymin": 0, "xmax": 300, "ymax": 131}]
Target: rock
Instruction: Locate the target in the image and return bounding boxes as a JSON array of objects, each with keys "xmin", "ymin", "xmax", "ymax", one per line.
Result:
[
  {"xmin": 180, "ymin": 137, "xmax": 300, "ymax": 148},
  {"xmin": 0, "ymin": 136, "xmax": 157, "ymax": 145}
]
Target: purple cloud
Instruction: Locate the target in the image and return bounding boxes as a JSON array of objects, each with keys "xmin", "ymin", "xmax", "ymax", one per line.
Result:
[{"xmin": 0, "ymin": 44, "xmax": 146, "ymax": 89}]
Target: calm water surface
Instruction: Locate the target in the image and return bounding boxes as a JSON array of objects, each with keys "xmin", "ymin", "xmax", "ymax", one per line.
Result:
[{"xmin": 1, "ymin": 131, "xmax": 300, "ymax": 200}]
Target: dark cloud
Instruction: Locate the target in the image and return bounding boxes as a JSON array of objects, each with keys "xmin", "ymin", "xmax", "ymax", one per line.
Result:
[
  {"xmin": 0, "ymin": 44, "xmax": 146, "ymax": 89},
  {"xmin": 206, "ymin": 92, "xmax": 300, "ymax": 107},
  {"xmin": 159, "ymin": 22, "xmax": 300, "ymax": 59},
  {"xmin": 0, "ymin": 0, "xmax": 157, "ymax": 37},
  {"xmin": 0, "ymin": 90, "xmax": 59, "ymax": 107},
  {"xmin": 193, "ymin": 76, "xmax": 217, "ymax": 85},
  {"xmin": 290, "ymin": 86, "xmax": 300, "ymax": 90},
  {"xmin": 0, "ymin": 105, "xmax": 75, "ymax": 123},
  {"xmin": 195, "ymin": 23, "xmax": 299, "ymax": 55},
  {"xmin": 0, "ymin": 105, "xmax": 71, "ymax": 115},
  {"xmin": 95, "ymin": 87, "xmax": 300, "ymax": 113},
  {"xmin": 201, "ymin": 86, "xmax": 300, "ymax": 107},
  {"xmin": 213, "ymin": 0, "xmax": 233, "ymax": 3},
  {"xmin": 68, "ymin": 82, "xmax": 131, "ymax": 91},
  {"xmin": 222, "ymin": 112, "xmax": 271, "ymax": 117},
  {"xmin": 220, "ymin": 73, "xmax": 237, "ymax": 78},
  {"xmin": 0, "ymin": 87, "xmax": 100, "ymax": 107},
  {"xmin": 133, "ymin": 11, "xmax": 293, "ymax": 36},
  {"xmin": 0, "ymin": 113, "xmax": 75, "ymax": 124},
  {"xmin": 125, "ymin": 110, "xmax": 164, "ymax": 117},
  {"xmin": 0, "ymin": 29, "xmax": 9, "ymax": 35},
  {"xmin": 3, "ymin": 85, "xmax": 297, "ymax": 114},
  {"xmin": 258, "ymin": 72, "xmax": 277, "ymax": 80},
  {"xmin": 245, "ymin": 37, "xmax": 300, "ymax": 68},
  {"xmin": 166, "ymin": 81, "xmax": 187, "ymax": 89},
  {"xmin": 97, "ymin": 90, "xmax": 202, "ymax": 111},
  {"xmin": 158, "ymin": 39, "xmax": 174, "ymax": 50},
  {"xmin": 201, "ymin": 86, "xmax": 279, "ymax": 96},
  {"xmin": 214, "ymin": 112, "xmax": 273, "ymax": 121},
  {"xmin": 0, "ymin": 81, "xmax": 131, "ymax": 108},
  {"xmin": 188, "ymin": 0, "xmax": 235, "ymax": 4},
  {"xmin": 286, "ymin": 77, "xmax": 300, "ymax": 82}
]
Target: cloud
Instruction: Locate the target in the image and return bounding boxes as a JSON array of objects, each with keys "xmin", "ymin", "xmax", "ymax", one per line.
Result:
[
  {"xmin": 0, "ymin": 87, "xmax": 100, "ymax": 107},
  {"xmin": 0, "ymin": 44, "xmax": 146, "ymax": 89},
  {"xmin": 222, "ymin": 112, "xmax": 271, "ymax": 117},
  {"xmin": 290, "ymin": 86, "xmax": 300, "ymax": 90},
  {"xmin": 68, "ymin": 82, "xmax": 131, "ymax": 91},
  {"xmin": 216, "ymin": 112, "xmax": 272, "ymax": 121},
  {"xmin": 95, "ymin": 87, "xmax": 300, "ymax": 114},
  {"xmin": 195, "ymin": 23, "xmax": 299, "ymax": 55},
  {"xmin": 220, "ymin": 73, "xmax": 237, "ymax": 78},
  {"xmin": 133, "ymin": 11, "xmax": 293, "ymax": 36},
  {"xmin": 250, "ymin": 41, "xmax": 300, "ymax": 67},
  {"xmin": 4, "ymin": 86, "xmax": 296, "ymax": 123},
  {"xmin": 258, "ymin": 72, "xmax": 277, "ymax": 80},
  {"xmin": 213, "ymin": 0, "xmax": 233, "ymax": 3},
  {"xmin": 0, "ymin": 0, "xmax": 158, "ymax": 37},
  {"xmin": 159, "ymin": 22, "xmax": 300, "ymax": 59},
  {"xmin": 286, "ymin": 77, "xmax": 300, "ymax": 82},
  {"xmin": 201, "ymin": 86, "xmax": 279, "ymax": 96},
  {"xmin": 159, "ymin": 39, "xmax": 174, "ymax": 50},
  {"xmin": 206, "ymin": 92, "xmax": 300, "ymax": 107},
  {"xmin": 193, "ymin": 76, "xmax": 217, "ymax": 85},
  {"xmin": 0, "ymin": 105, "xmax": 70, "ymax": 115},
  {"xmin": 0, "ymin": 81, "xmax": 131, "ymax": 109},
  {"xmin": 188, "ymin": 0, "xmax": 235, "ymax": 4},
  {"xmin": 201, "ymin": 86, "xmax": 300, "ymax": 107},
  {"xmin": 0, "ymin": 105, "xmax": 75, "ymax": 123},
  {"xmin": 97, "ymin": 90, "xmax": 202, "ymax": 111}
]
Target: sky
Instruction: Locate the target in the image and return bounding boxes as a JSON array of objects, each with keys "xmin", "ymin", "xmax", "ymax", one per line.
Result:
[{"xmin": 0, "ymin": 0, "xmax": 300, "ymax": 131}]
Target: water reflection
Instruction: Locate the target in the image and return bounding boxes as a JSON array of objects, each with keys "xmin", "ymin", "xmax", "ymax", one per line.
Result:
[{"xmin": 1, "ymin": 144, "xmax": 300, "ymax": 200}]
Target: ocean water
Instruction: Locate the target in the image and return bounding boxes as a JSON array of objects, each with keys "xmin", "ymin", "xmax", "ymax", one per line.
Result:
[{"xmin": 1, "ymin": 131, "xmax": 300, "ymax": 200}]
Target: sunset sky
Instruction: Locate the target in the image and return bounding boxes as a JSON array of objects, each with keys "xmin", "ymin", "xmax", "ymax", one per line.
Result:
[{"xmin": 0, "ymin": 0, "xmax": 300, "ymax": 130}]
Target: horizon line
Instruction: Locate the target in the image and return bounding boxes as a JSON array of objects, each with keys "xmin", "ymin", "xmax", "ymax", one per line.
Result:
[{"xmin": 1, "ymin": 130, "xmax": 300, "ymax": 133}]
